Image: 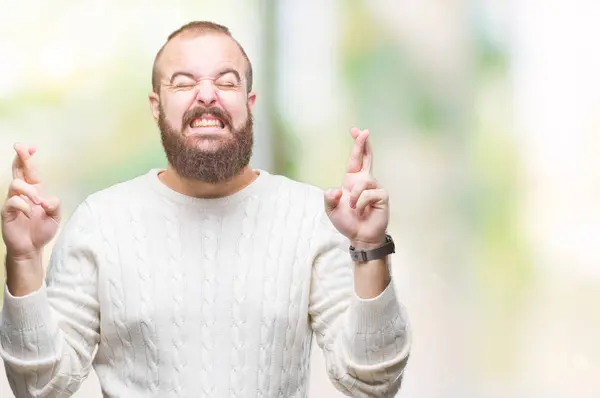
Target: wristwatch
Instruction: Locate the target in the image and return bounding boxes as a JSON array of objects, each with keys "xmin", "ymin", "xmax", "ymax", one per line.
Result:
[{"xmin": 349, "ymin": 234, "xmax": 395, "ymax": 262}]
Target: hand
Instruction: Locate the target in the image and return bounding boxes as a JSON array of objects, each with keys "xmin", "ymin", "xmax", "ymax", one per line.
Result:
[
  {"xmin": 324, "ymin": 128, "xmax": 389, "ymax": 249},
  {"xmin": 1, "ymin": 143, "xmax": 61, "ymax": 260}
]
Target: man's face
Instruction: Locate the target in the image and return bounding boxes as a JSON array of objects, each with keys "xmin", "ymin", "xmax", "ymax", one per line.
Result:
[{"xmin": 149, "ymin": 33, "xmax": 256, "ymax": 183}]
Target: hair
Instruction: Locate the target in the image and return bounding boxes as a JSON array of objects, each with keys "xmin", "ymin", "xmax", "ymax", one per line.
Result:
[{"xmin": 151, "ymin": 21, "xmax": 253, "ymax": 94}]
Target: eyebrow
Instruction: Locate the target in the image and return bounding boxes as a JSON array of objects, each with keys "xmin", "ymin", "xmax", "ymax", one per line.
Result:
[
  {"xmin": 169, "ymin": 72, "xmax": 196, "ymax": 84},
  {"xmin": 169, "ymin": 68, "xmax": 242, "ymax": 84},
  {"xmin": 215, "ymin": 68, "xmax": 241, "ymax": 82}
]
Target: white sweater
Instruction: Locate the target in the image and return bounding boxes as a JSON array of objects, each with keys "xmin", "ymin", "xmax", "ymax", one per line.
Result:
[{"xmin": 0, "ymin": 169, "xmax": 410, "ymax": 398}]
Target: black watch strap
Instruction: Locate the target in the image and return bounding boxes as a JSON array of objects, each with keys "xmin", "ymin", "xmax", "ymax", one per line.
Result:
[{"xmin": 349, "ymin": 234, "xmax": 395, "ymax": 262}]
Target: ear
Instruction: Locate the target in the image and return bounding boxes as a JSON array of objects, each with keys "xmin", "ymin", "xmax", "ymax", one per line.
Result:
[
  {"xmin": 247, "ymin": 91, "xmax": 257, "ymax": 110},
  {"xmin": 148, "ymin": 91, "xmax": 161, "ymax": 122}
]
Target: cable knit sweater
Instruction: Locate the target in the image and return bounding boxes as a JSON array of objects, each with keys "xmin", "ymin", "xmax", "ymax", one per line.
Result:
[{"xmin": 0, "ymin": 169, "xmax": 410, "ymax": 398}]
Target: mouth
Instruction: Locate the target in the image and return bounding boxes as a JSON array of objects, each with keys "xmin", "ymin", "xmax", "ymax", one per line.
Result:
[{"xmin": 189, "ymin": 116, "xmax": 225, "ymax": 130}]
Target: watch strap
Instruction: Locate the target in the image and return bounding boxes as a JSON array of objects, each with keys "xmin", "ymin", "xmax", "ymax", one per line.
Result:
[{"xmin": 349, "ymin": 234, "xmax": 395, "ymax": 262}]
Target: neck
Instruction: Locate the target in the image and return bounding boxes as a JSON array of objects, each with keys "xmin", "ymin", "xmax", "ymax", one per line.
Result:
[{"xmin": 158, "ymin": 165, "xmax": 258, "ymax": 199}]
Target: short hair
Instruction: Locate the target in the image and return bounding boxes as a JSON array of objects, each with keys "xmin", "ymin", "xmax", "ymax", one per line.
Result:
[{"xmin": 151, "ymin": 21, "xmax": 253, "ymax": 94}]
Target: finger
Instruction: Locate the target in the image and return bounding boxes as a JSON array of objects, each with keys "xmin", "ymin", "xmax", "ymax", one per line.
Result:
[
  {"xmin": 349, "ymin": 127, "xmax": 361, "ymax": 139},
  {"xmin": 12, "ymin": 143, "xmax": 28, "ymax": 179},
  {"xmin": 349, "ymin": 178, "xmax": 378, "ymax": 209},
  {"xmin": 1, "ymin": 195, "xmax": 32, "ymax": 220},
  {"xmin": 8, "ymin": 178, "xmax": 42, "ymax": 205},
  {"xmin": 12, "ymin": 143, "xmax": 41, "ymax": 184},
  {"xmin": 346, "ymin": 129, "xmax": 369, "ymax": 173},
  {"xmin": 41, "ymin": 196, "xmax": 61, "ymax": 220},
  {"xmin": 324, "ymin": 188, "xmax": 343, "ymax": 214},
  {"xmin": 361, "ymin": 130, "xmax": 373, "ymax": 173},
  {"xmin": 355, "ymin": 188, "xmax": 389, "ymax": 214},
  {"xmin": 11, "ymin": 153, "xmax": 22, "ymax": 181}
]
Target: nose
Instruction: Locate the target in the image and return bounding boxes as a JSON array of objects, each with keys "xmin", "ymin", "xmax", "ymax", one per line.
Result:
[{"xmin": 195, "ymin": 79, "xmax": 217, "ymax": 106}]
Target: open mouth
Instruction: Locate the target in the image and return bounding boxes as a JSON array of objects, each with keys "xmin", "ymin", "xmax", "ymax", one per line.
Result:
[{"xmin": 189, "ymin": 116, "xmax": 225, "ymax": 129}]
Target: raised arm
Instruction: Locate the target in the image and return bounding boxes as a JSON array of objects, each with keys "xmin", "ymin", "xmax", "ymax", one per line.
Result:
[
  {"xmin": 309, "ymin": 128, "xmax": 411, "ymax": 397},
  {"xmin": 0, "ymin": 143, "xmax": 101, "ymax": 397}
]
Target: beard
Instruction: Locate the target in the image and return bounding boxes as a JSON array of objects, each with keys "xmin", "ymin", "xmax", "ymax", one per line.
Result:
[{"xmin": 158, "ymin": 103, "xmax": 253, "ymax": 183}]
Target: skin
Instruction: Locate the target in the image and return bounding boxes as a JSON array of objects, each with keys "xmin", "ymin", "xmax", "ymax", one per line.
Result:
[
  {"xmin": 2, "ymin": 144, "xmax": 60, "ymax": 297},
  {"xmin": 2, "ymin": 33, "xmax": 392, "ymax": 299},
  {"xmin": 324, "ymin": 127, "xmax": 391, "ymax": 298}
]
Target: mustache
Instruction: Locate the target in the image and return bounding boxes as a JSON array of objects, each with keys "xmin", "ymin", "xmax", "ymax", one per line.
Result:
[{"xmin": 182, "ymin": 106, "xmax": 232, "ymax": 128}]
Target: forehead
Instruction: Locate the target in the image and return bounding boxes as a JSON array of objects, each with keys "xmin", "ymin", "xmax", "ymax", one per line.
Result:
[{"xmin": 159, "ymin": 33, "xmax": 247, "ymax": 78}]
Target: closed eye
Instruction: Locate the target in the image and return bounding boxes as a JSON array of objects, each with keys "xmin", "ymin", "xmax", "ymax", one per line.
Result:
[
  {"xmin": 216, "ymin": 82, "xmax": 238, "ymax": 89},
  {"xmin": 167, "ymin": 82, "xmax": 196, "ymax": 91}
]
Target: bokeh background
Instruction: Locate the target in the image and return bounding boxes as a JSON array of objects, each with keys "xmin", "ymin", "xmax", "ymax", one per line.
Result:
[{"xmin": 2, "ymin": 0, "xmax": 600, "ymax": 397}]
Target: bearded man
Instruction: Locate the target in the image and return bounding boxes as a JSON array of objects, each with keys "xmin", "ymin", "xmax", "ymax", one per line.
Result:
[{"xmin": 0, "ymin": 21, "xmax": 410, "ymax": 398}]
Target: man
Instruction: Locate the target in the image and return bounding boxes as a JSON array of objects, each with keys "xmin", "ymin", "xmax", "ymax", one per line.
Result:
[{"xmin": 0, "ymin": 21, "xmax": 410, "ymax": 398}]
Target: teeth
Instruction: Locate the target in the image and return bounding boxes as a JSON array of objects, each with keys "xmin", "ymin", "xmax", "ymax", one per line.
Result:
[{"xmin": 191, "ymin": 118, "xmax": 222, "ymax": 128}]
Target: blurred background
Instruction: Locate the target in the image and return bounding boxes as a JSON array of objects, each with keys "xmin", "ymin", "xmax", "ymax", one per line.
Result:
[{"xmin": 1, "ymin": 0, "xmax": 600, "ymax": 396}]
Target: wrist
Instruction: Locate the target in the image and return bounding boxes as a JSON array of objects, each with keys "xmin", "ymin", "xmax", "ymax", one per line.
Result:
[
  {"xmin": 6, "ymin": 249, "xmax": 43, "ymax": 262},
  {"xmin": 350, "ymin": 236, "xmax": 387, "ymax": 250},
  {"xmin": 5, "ymin": 252, "xmax": 44, "ymax": 297},
  {"xmin": 349, "ymin": 233, "xmax": 395, "ymax": 263}
]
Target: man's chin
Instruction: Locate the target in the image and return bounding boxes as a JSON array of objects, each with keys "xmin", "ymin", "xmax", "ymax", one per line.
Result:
[{"xmin": 184, "ymin": 134, "xmax": 232, "ymax": 152}]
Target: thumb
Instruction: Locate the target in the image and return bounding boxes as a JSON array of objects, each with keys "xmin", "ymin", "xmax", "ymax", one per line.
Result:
[{"xmin": 324, "ymin": 188, "xmax": 343, "ymax": 214}]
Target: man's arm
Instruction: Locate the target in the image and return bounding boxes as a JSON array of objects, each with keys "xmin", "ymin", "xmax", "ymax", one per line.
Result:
[
  {"xmin": 309, "ymin": 212, "xmax": 411, "ymax": 397},
  {"xmin": 351, "ymin": 240, "xmax": 392, "ymax": 299},
  {"xmin": 0, "ymin": 200, "xmax": 101, "ymax": 398}
]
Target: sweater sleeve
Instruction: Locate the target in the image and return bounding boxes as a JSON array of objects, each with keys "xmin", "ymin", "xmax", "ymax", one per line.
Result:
[
  {"xmin": 0, "ymin": 200, "xmax": 101, "ymax": 398},
  {"xmin": 308, "ymin": 212, "xmax": 411, "ymax": 397}
]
